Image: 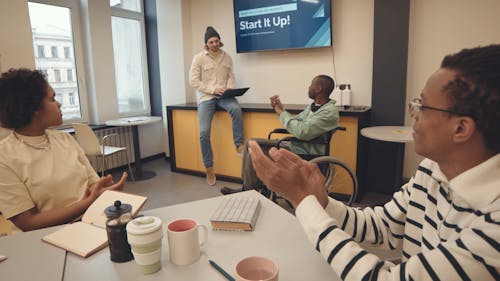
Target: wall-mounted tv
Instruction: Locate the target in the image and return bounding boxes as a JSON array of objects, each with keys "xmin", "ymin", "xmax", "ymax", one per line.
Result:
[{"xmin": 233, "ymin": 0, "xmax": 332, "ymax": 53}]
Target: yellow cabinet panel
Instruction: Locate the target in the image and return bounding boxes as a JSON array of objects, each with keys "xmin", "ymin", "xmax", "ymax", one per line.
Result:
[
  {"xmin": 211, "ymin": 112, "xmax": 243, "ymax": 177},
  {"xmin": 172, "ymin": 110, "xmax": 202, "ymax": 171},
  {"xmin": 243, "ymin": 112, "xmax": 283, "ymax": 139},
  {"xmin": 331, "ymin": 116, "xmax": 358, "ymax": 172},
  {"xmin": 170, "ymin": 107, "xmax": 364, "ymax": 197}
]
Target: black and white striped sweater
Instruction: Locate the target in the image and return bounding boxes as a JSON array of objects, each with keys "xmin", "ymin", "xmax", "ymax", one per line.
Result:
[{"xmin": 296, "ymin": 154, "xmax": 500, "ymax": 280}]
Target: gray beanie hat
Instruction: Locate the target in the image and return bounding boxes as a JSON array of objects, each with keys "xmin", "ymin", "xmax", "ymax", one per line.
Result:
[{"xmin": 204, "ymin": 26, "xmax": 220, "ymax": 43}]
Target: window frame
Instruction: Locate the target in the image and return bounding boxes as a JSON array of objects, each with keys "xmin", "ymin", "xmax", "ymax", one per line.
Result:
[
  {"xmin": 29, "ymin": 0, "xmax": 90, "ymax": 125},
  {"xmin": 110, "ymin": 2, "xmax": 151, "ymax": 117}
]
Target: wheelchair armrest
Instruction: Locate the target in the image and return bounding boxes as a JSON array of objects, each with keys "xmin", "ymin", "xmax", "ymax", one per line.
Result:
[
  {"xmin": 277, "ymin": 136, "xmax": 324, "ymax": 146},
  {"xmin": 267, "ymin": 128, "xmax": 290, "ymax": 139}
]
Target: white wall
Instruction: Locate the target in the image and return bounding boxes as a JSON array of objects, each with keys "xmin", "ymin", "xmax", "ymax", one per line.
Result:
[
  {"xmin": 0, "ymin": 0, "xmax": 35, "ymax": 71},
  {"xmin": 155, "ymin": 0, "xmax": 188, "ymax": 155},
  {"xmin": 403, "ymin": 0, "xmax": 500, "ymax": 178},
  {"xmin": 0, "ymin": 0, "xmax": 35, "ymax": 141},
  {"xmin": 181, "ymin": 0, "xmax": 374, "ymax": 106}
]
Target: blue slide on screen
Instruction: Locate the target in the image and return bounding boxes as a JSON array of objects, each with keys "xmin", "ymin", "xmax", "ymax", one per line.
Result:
[{"xmin": 233, "ymin": 0, "xmax": 331, "ymax": 53}]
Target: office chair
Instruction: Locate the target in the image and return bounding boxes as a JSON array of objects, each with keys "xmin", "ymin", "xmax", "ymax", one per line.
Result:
[
  {"xmin": 262, "ymin": 126, "xmax": 358, "ymax": 207},
  {"xmin": 72, "ymin": 123, "xmax": 135, "ymax": 181}
]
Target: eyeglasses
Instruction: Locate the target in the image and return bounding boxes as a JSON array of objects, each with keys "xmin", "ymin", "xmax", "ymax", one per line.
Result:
[{"xmin": 408, "ymin": 97, "xmax": 465, "ymax": 117}]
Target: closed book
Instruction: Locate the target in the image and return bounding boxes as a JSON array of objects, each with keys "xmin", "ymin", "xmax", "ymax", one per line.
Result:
[
  {"xmin": 42, "ymin": 190, "xmax": 147, "ymax": 258},
  {"xmin": 210, "ymin": 196, "xmax": 261, "ymax": 231}
]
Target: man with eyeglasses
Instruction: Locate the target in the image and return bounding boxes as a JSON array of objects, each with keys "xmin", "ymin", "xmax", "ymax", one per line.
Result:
[{"xmin": 248, "ymin": 45, "xmax": 500, "ymax": 280}]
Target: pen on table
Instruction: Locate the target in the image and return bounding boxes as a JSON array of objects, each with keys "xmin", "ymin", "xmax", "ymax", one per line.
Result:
[{"xmin": 209, "ymin": 259, "xmax": 235, "ymax": 281}]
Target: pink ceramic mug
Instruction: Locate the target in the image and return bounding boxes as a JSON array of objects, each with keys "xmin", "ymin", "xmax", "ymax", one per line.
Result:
[
  {"xmin": 235, "ymin": 256, "xmax": 279, "ymax": 281},
  {"xmin": 167, "ymin": 218, "xmax": 208, "ymax": 266}
]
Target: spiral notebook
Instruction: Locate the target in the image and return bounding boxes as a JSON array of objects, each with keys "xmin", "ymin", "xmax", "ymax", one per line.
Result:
[{"xmin": 210, "ymin": 196, "xmax": 261, "ymax": 231}]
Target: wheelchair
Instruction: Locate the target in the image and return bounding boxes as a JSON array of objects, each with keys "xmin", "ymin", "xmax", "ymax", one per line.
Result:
[{"xmin": 259, "ymin": 126, "xmax": 359, "ymax": 207}]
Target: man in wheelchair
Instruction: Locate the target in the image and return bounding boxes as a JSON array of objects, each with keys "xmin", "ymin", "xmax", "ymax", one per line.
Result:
[{"xmin": 220, "ymin": 74, "xmax": 339, "ymax": 195}]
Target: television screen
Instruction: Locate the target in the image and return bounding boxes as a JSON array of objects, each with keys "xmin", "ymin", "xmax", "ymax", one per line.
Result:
[{"xmin": 233, "ymin": 0, "xmax": 331, "ymax": 53}]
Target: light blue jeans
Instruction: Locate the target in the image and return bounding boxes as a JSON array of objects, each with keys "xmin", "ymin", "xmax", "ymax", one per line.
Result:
[{"xmin": 197, "ymin": 97, "xmax": 243, "ymax": 168}]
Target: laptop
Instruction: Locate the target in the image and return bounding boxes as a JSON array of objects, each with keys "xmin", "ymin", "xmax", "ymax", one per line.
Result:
[{"xmin": 220, "ymin": 87, "xmax": 250, "ymax": 98}]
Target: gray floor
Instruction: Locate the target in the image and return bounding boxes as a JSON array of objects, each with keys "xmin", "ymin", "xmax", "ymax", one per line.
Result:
[
  {"xmin": 117, "ymin": 158, "xmax": 393, "ymax": 212},
  {"xmin": 119, "ymin": 158, "xmax": 241, "ymax": 211},
  {"xmin": 114, "ymin": 158, "xmax": 401, "ymax": 261}
]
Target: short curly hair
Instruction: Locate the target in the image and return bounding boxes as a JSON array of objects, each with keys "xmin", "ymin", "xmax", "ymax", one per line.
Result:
[
  {"xmin": 0, "ymin": 68, "xmax": 49, "ymax": 130},
  {"xmin": 441, "ymin": 44, "xmax": 500, "ymax": 153}
]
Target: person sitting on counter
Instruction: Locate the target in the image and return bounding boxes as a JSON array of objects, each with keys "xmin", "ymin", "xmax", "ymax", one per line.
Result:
[
  {"xmin": 0, "ymin": 68, "xmax": 127, "ymax": 232},
  {"xmin": 221, "ymin": 74, "xmax": 339, "ymax": 195},
  {"xmin": 249, "ymin": 45, "xmax": 500, "ymax": 280},
  {"xmin": 189, "ymin": 26, "xmax": 244, "ymax": 186}
]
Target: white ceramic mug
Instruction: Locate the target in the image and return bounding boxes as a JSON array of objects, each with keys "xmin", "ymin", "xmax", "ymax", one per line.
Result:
[{"xmin": 167, "ymin": 218, "xmax": 208, "ymax": 266}]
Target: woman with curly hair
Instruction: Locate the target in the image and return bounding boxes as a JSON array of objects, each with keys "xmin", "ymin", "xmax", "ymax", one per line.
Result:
[{"xmin": 0, "ymin": 68, "xmax": 127, "ymax": 232}]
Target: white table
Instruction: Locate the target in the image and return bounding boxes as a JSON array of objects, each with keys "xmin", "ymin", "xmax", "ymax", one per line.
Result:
[
  {"xmin": 361, "ymin": 126, "xmax": 414, "ymax": 189},
  {"xmin": 105, "ymin": 116, "xmax": 162, "ymax": 181},
  {"xmin": 360, "ymin": 126, "xmax": 413, "ymax": 143},
  {"xmin": 1, "ymin": 191, "xmax": 339, "ymax": 281},
  {"xmin": 0, "ymin": 226, "xmax": 66, "ymax": 281}
]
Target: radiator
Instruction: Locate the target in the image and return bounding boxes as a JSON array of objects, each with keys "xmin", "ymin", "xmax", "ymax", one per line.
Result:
[{"xmin": 88, "ymin": 126, "xmax": 135, "ymax": 171}]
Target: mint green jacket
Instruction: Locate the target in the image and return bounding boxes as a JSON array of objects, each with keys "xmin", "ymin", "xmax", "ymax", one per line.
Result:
[{"xmin": 278, "ymin": 100, "xmax": 339, "ymax": 155}]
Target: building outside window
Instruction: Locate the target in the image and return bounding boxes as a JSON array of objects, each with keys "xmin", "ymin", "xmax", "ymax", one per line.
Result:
[
  {"xmin": 66, "ymin": 69, "xmax": 73, "ymax": 81},
  {"xmin": 37, "ymin": 45, "xmax": 45, "ymax": 58},
  {"xmin": 55, "ymin": 93, "xmax": 63, "ymax": 104},
  {"xmin": 68, "ymin": 92, "xmax": 75, "ymax": 105},
  {"xmin": 54, "ymin": 69, "xmax": 61, "ymax": 82},
  {"xmin": 110, "ymin": 0, "xmax": 150, "ymax": 116},
  {"xmin": 51, "ymin": 46, "xmax": 58, "ymax": 58},
  {"xmin": 64, "ymin": 46, "xmax": 70, "ymax": 59},
  {"xmin": 28, "ymin": 0, "xmax": 87, "ymax": 122}
]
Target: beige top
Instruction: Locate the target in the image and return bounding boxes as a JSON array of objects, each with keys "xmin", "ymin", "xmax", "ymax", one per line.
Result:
[
  {"xmin": 0, "ymin": 130, "xmax": 99, "ymax": 223},
  {"xmin": 189, "ymin": 49, "xmax": 235, "ymax": 104}
]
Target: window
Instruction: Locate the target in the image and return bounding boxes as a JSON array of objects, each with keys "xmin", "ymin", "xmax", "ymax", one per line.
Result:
[
  {"xmin": 64, "ymin": 46, "xmax": 70, "ymax": 58},
  {"xmin": 110, "ymin": 1, "xmax": 150, "ymax": 115},
  {"xmin": 68, "ymin": 92, "xmax": 75, "ymax": 105},
  {"xmin": 51, "ymin": 46, "xmax": 58, "ymax": 58},
  {"xmin": 37, "ymin": 45, "xmax": 45, "ymax": 58},
  {"xmin": 28, "ymin": 0, "xmax": 88, "ymax": 122},
  {"xmin": 110, "ymin": 0, "xmax": 140, "ymax": 12},
  {"xmin": 54, "ymin": 69, "xmax": 61, "ymax": 82},
  {"xmin": 66, "ymin": 69, "xmax": 73, "ymax": 81}
]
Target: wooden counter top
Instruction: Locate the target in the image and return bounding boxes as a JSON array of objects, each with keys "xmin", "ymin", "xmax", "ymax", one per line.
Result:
[{"xmin": 167, "ymin": 103, "xmax": 370, "ymax": 116}]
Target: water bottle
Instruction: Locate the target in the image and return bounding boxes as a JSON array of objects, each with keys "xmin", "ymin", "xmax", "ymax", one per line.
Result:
[
  {"xmin": 342, "ymin": 84, "xmax": 351, "ymax": 109},
  {"xmin": 332, "ymin": 85, "xmax": 342, "ymax": 106}
]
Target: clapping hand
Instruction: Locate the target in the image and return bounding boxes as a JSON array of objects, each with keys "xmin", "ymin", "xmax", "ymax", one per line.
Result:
[
  {"xmin": 270, "ymin": 95, "xmax": 284, "ymax": 114},
  {"xmin": 248, "ymin": 140, "xmax": 328, "ymax": 208}
]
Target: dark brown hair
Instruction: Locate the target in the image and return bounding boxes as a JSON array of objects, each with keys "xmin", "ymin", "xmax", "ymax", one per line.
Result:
[
  {"xmin": 441, "ymin": 44, "xmax": 500, "ymax": 153},
  {"xmin": 0, "ymin": 68, "xmax": 49, "ymax": 130}
]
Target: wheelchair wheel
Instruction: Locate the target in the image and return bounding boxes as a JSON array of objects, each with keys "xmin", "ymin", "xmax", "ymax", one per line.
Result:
[{"xmin": 309, "ymin": 156, "xmax": 358, "ymax": 206}]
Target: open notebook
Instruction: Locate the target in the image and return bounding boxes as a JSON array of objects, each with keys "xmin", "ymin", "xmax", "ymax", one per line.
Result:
[{"xmin": 42, "ymin": 190, "xmax": 147, "ymax": 258}]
